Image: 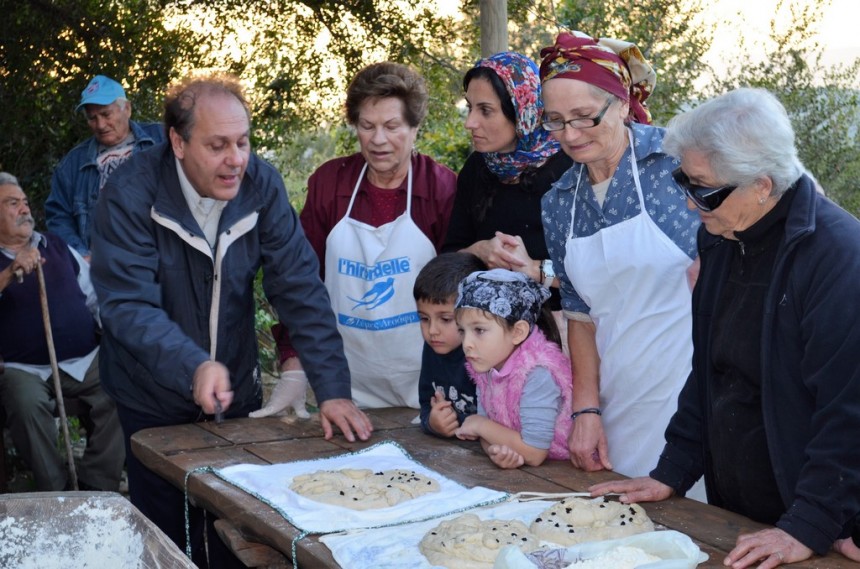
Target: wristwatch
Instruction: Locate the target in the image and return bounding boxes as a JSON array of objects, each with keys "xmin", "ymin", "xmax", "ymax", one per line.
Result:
[{"xmin": 540, "ymin": 259, "xmax": 555, "ymax": 288}]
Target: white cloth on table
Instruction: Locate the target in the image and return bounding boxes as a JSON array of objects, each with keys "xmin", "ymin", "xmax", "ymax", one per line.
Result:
[
  {"xmin": 214, "ymin": 440, "xmax": 509, "ymax": 533},
  {"xmin": 319, "ymin": 499, "xmax": 554, "ymax": 569}
]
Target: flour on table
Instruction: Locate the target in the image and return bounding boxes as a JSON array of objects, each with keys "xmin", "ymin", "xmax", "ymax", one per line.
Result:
[
  {"xmin": 419, "ymin": 513, "xmax": 542, "ymax": 569},
  {"xmin": 529, "ymin": 497, "xmax": 654, "ymax": 546},
  {"xmin": 0, "ymin": 501, "xmax": 145, "ymax": 568},
  {"xmin": 289, "ymin": 467, "xmax": 440, "ymax": 510},
  {"xmin": 564, "ymin": 545, "xmax": 661, "ymax": 568}
]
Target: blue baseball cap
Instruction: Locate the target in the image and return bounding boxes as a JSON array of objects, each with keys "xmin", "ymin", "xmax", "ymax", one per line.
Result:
[{"xmin": 76, "ymin": 75, "xmax": 126, "ymax": 112}]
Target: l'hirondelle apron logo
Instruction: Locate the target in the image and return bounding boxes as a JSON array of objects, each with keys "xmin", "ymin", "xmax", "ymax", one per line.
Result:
[
  {"xmin": 338, "ymin": 256, "xmax": 411, "ymax": 282},
  {"xmin": 336, "ymin": 255, "xmax": 419, "ymax": 331}
]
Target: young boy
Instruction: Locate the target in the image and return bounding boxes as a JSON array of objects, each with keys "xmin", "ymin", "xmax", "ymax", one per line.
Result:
[{"xmin": 413, "ymin": 252, "xmax": 486, "ymax": 437}]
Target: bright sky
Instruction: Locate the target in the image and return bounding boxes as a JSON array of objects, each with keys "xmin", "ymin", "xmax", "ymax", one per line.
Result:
[{"xmin": 700, "ymin": 0, "xmax": 860, "ymax": 73}]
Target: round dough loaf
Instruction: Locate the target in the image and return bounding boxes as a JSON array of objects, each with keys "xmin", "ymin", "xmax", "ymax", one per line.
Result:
[
  {"xmin": 529, "ymin": 497, "xmax": 654, "ymax": 546},
  {"xmin": 419, "ymin": 513, "xmax": 542, "ymax": 569},
  {"xmin": 289, "ymin": 468, "xmax": 440, "ymax": 510}
]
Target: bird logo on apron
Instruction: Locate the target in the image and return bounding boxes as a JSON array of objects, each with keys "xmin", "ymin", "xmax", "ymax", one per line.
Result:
[{"xmin": 324, "ymin": 161, "xmax": 436, "ymax": 409}]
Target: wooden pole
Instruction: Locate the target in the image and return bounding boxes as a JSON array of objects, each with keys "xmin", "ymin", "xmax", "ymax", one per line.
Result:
[
  {"xmin": 480, "ymin": 0, "xmax": 508, "ymax": 58},
  {"xmin": 36, "ymin": 262, "xmax": 79, "ymax": 491}
]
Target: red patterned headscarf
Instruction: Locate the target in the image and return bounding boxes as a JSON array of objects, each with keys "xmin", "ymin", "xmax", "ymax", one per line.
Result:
[{"xmin": 539, "ymin": 31, "xmax": 656, "ymax": 125}]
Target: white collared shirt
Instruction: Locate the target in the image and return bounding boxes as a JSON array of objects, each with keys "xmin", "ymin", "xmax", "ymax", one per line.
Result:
[{"xmin": 175, "ymin": 157, "xmax": 228, "ymax": 249}]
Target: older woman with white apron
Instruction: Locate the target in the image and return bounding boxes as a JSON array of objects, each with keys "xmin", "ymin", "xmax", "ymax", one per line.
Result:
[
  {"xmin": 538, "ymin": 32, "xmax": 705, "ymax": 500},
  {"xmin": 254, "ymin": 62, "xmax": 456, "ymax": 415},
  {"xmin": 325, "ymin": 162, "xmax": 437, "ymax": 408}
]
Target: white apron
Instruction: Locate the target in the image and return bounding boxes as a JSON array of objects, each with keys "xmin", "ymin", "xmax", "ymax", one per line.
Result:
[
  {"xmin": 564, "ymin": 131, "xmax": 694, "ymax": 479},
  {"xmin": 324, "ymin": 162, "xmax": 436, "ymax": 409}
]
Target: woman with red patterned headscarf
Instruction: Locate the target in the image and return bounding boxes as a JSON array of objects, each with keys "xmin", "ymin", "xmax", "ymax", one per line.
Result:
[{"xmin": 539, "ymin": 31, "xmax": 703, "ymax": 498}]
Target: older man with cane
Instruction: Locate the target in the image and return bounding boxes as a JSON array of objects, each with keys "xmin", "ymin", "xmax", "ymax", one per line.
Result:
[{"xmin": 0, "ymin": 172, "xmax": 124, "ymax": 491}]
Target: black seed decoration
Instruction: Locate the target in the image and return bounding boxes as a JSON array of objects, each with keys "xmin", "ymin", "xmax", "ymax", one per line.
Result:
[
  {"xmin": 620, "ymin": 521, "xmax": 626, "ymax": 525},
  {"xmin": 554, "ymin": 523, "xmax": 560, "ymax": 528},
  {"xmin": 339, "ymin": 491, "xmax": 344, "ymax": 495},
  {"xmin": 521, "ymin": 537, "xmax": 528, "ymax": 542},
  {"xmin": 629, "ymin": 507, "xmax": 636, "ymax": 515},
  {"xmin": 535, "ymin": 517, "xmax": 543, "ymax": 522},
  {"xmin": 568, "ymin": 529, "xmax": 575, "ymax": 533},
  {"xmin": 565, "ymin": 507, "xmax": 572, "ymax": 514},
  {"xmin": 599, "ymin": 504, "xmax": 606, "ymax": 508}
]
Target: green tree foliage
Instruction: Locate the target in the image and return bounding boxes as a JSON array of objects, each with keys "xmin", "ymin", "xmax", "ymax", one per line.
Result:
[
  {"xmin": 0, "ymin": 0, "xmax": 204, "ymax": 218},
  {"xmin": 706, "ymin": 0, "xmax": 860, "ymax": 214},
  {"xmin": 172, "ymin": 1, "xmax": 474, "ymax": 160},
  {"xmin": 501, "ymin": 0, "xmax": 713, "ymax": 126}
]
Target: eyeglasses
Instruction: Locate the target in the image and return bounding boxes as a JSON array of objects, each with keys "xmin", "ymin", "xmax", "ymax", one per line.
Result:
[
  {"xmin": 672, "ymin": 167, "xmax": 738, "ymax": 212},
  {"xmin": 541, "ymin": 99, "xmax": 614, "ymax": 132}
]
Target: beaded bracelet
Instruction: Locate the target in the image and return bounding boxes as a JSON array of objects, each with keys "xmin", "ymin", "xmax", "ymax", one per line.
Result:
[{"xmin": 570, "ymin": 407, "xmax": 602, "ymax": 420}]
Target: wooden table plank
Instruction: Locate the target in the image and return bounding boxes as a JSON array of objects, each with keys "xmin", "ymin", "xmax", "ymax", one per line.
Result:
[{"xmin": 131, "ymin": 410, "xmax": 855, "ymax": 568}]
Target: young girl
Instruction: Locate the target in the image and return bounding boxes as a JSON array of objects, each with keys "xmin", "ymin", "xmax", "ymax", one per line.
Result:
[{"xmin": 454, "ymin": 269, "xmax": 573, "ymax": 469}]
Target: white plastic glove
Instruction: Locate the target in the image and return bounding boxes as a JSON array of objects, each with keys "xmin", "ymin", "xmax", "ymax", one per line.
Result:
[{"xmin": 249, "ymin": 370, "xmax": 310, "ymax": 418}]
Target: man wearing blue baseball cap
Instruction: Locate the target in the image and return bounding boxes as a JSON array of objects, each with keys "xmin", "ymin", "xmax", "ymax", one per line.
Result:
[{"xmin": 45, "ymin": 75, "xmax": 164, "ymax": 260}]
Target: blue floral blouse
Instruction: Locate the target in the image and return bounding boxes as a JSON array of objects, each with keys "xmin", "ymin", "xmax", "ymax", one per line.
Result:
[{"xmin": 541, "ymin": 123, "xmax": 700, "ymax": 315}]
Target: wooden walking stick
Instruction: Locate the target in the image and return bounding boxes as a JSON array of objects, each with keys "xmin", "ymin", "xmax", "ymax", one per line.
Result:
[{"xmin": 35, "ymin": 262, "xmax": 79, "ymax": 490}]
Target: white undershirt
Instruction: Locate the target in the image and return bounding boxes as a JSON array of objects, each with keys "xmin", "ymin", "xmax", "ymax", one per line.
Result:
[{"xmin": 592, "ymin": 178, "xmax": 611, "ymax": 208}]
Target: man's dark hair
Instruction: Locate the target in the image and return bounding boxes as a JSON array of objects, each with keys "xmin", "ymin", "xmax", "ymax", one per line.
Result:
[{"xmin": 413, "ymin": 252, "xmax": 487, "ymax": 304}]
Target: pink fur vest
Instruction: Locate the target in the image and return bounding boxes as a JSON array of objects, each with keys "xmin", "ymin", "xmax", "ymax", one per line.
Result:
[{"xmin": 467, "ymin": 328, "xmax": 574, "ymax": 459}]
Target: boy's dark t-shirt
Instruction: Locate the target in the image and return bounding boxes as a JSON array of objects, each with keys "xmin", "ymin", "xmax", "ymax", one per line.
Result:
[{"xmin": 418, "ymin": 343, "xmax": 477, "ymax": 437}]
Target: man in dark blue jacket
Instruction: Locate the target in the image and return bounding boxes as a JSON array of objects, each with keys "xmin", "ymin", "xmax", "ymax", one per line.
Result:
[
  {"xmin": 90, "ymin": 74, "xmax": 372, "ymax": 569},
  {"xmin": 45, "ymin": 74, "xmax": 164, "ymax": 259}
]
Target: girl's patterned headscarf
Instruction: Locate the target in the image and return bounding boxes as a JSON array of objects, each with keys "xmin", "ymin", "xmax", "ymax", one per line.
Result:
[
  {"xmin": 539, "ymin": 31, "xmax": 656, "ymax": 125},
  {"xmin": 455, "ymin": 269, "xmax": 550, "ymax": 328},
  {"xmin": 473, "ymin": 52, "xmax": 560, "ymax": 183}
]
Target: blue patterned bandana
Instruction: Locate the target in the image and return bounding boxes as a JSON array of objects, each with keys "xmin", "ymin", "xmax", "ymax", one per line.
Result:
[
  {"xmin": 455, "ymin": 269, "xmax": 550, "ymax": 327},
  {"xmin": 474, "ymin": 52, "xmax": 561, "ymax": 183}
]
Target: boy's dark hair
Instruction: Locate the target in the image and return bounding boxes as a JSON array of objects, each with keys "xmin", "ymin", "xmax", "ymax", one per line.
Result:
[{"xmin": 413, "ymin": 252, "xmax": 487, "ymax": 304}]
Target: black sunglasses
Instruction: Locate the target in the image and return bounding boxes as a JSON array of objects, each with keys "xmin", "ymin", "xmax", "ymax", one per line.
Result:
[{"xmin": 672, "ymin": 167, "xmax": 738, "ymax": 212}]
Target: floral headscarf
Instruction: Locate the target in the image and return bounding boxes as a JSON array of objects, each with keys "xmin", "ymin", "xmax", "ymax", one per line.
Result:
[
  {"xmin": 539, "ymin": 31, "xmax": 656, "ymax": 125},
  {"xmin": 473, "ymin": 52, "xmax": 560, "ymax": 183},
  {"xmin": 455, "ymin": 269, "xmax": 550, "ymax": 328}
]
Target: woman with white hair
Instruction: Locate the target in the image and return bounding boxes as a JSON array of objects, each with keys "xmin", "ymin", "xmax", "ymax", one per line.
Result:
[{"xmin": 592, "ymin": 87, "xmax": 860, "ymax": 567}]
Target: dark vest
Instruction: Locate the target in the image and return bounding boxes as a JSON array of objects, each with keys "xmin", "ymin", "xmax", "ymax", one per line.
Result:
[{"xmin": 0, "ymin": 234, "xmax": 98, "ymax": 364}]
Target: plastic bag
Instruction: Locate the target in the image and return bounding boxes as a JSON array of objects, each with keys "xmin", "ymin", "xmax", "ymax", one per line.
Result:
[{"xmin": 494, "ymin": 530, "xmax": 708, "ymax": 569}]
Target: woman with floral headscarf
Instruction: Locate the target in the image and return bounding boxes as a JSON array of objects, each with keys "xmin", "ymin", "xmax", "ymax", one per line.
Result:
[
  {"xmin": 443, "ymin": 52, "xmax": 572, "ymax": 311},
  {"xmin": 539, "ymin": 32, "xmax": 702, "ymax": 493}
]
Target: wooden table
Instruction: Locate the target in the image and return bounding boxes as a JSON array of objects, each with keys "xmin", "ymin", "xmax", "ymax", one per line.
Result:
[{"xmin": 131, "ymin": 408, "xmax": 852, "ymax": 568}]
